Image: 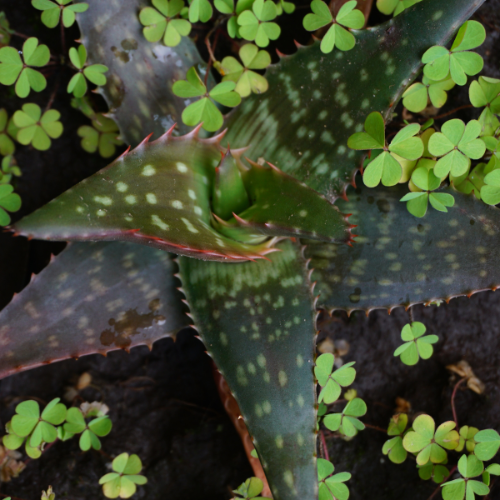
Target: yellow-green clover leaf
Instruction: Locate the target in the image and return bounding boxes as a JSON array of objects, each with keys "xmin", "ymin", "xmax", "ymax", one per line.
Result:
[
  {"xmin": 303, "ymin": 0, "xmax": 364, "ymax": 54},
  {"xmin": 237, "ymin": 0, "xmax": 280, "ymax": 48},
  {"xmin": 14, "ymin": 104, "xmax": 63, "ymax": 151},
  {"xmin": 0, "ymin": 37, "xmax": 50, "ymax": 98},
  {"xmin": 32, "ymin": 0, "xmax": 89, "ymax": 28},
  {"xmin": 220, "ymin": 43, "xmax": 270, "ymax": 97},
  {"xmin": 403, "ymin": 415, "xmax": 459, "ymax": 466},
  {"xmin": 441, "ymin": 454, "xmax": 489, "ymax": 500},
  {"xmin": 78, "ymin": 113, "xmax": 123, "ymax": 158},
  {"xmin": 314, "ymin": 353, "xmax": 356, "ymax": 404},
  {"xmin": 422, "ymin": 20, "xmax": 485, "ymax": 86},
  {"xmin": 428, "ymin": 119, "xmax": 486, "ymax": 178},
  {"xmin": 402, "ymin": 75, "xmax": 455, "ymax": 113},
  {"xmin": 456, "ymin": 426, "xmax": 478, "ymax": 453},
  {"xmin": 482, "ymin": 463, "xmax": 500, "ymax": 487},
  {"xmin": 173, "ymin": 67, "xmax": 241, "ymax": 132},
  {"xmin": 323, "ymin": 398, "xmax": 367, "ymax": 437},
  {"xmin": 99, "ymin": 453, "xmax": 147, "ymax": 499},
  {"xmin": 382, "ymin": 413, "xmax": 408, "ymax": 464},
  {"xmin": 376, "ymin": 0, "xmax": 422, "ymax": 16},
  {"xmin": 418, "ymin": 462, "xmax": 449, "ymax": 484},
  {"xmin": 188, "ymin": 0, "xmax": 213, "ymax": 22},
  {"xmin": 317, "ymin": 458, "xmax": 351, "ymax": 500},
  {"xmin": 276, "ymin": 0, "xmax": 295, "ymax": 15},
  {"xmin": 0, "ymin": 183, "xmax": 21, "ymax": 226},
  {"xmin": 469, "ymin": 76, "xmax": 500, "ymax": 136},
  {"xmin": 214, "ymin": 0, "xmax": 253, "ymax": 38},
  {"xmin": 67, "ymin": 45, "xmax": 108, "ymax": 97},
  {"xmin": 139, "ymin": 0, "xmax": 191, "ymax": 47},
  {"xmin": 233, "ymin": 477, "xmax": 267, "ymax": 499},
  {"xmin": 348, "ymin": 111, "xmax": 424, "ymax": 188},
  {"xmin": 0, "ymin": 155, "xmax": 21, "ymax": 185},
  {"xmin": 0, "ymin": 108, "xmax": 15, "ymax": 156},
  {"xmin": 393, "ymin": 322, "xmax": 438, "ymax": 365},
  {"xmin": 63, "ymin": 407, "xmax": 112, "ymax": 451},
  {"xmin": 473, "ymin": 429, "xmax": 500, "ymax": 461}
]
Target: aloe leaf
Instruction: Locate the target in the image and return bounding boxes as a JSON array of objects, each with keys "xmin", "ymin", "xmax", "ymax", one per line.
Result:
[
  {"xmin": 306, "ymin": 184, "xmax": 500, "ymax": 313},
  {"xmin": 178, "ymin": 240, "xmax": 317, "ymax": 500},
  {"xmin": 0, "ymin": 241, "xmax": 189, "ymax": 379},
  {"xmin": 75, "ymin": 0, "xmax": 214, "ymax": 146},
  {"xmin": 225, "ymin": 0, "xmax": 486, "ymax": 198}
]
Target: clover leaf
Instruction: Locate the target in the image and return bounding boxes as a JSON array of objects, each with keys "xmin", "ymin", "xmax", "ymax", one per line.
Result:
[
  {"xmin": 403, "ymin": 415, "xmax": 459, "ymax": 466},
  {"xmin": 0, "ymin": 108, "xmax": 15, "ymax": 156},
  {"xmin": 382, "ymin": 413, "xmax": 408, "ymax": 464},
  {"xmin": 214, "ymin": 0, "xmax": 253, "ymax": 38},
  {"xmin": 13, "ymin": 103, "xmax": 63, "ymax": 151},
  {"xmin": 276, "ymin": 0, "xmax": 295, "ymax": 15},
  {"xmin": 3, "ymin": 421, "xmax": 42, "ymax": 459},
  {"xmin": 393, "ymin": 322, "xmax": 438, "ymax": 365},
  {"xmin": 78, "ymin": 113, "xmax": 123, "ymax": 158},
  {"xmin": 441, "ymin": 455, "xmax": 489, "ymax": 500},
  {"xmin": 139, "ymin": 0, "xmax": 191, "ymax": 47},
  {"xmin": 220, "ymin": 44, "xmax": 270, "ymax": 97},
  {"xmin": 473, "ymin": 429, "xmax": 500, "ymax": 461},
  {"xmin": 314, "ymin": 353, "xmax": 356, "ymax": 404},
  {"xmin": 233, "ymin": 477, "xmax": 267, "ymax": 499},
  {"xmin": 0, "ymin": 155, "xmax": 21, "ymax": 185},
  {"xmin": 483, "ymin": 136, "xmax": 500, "ymax": 171},
  {"xmin": 323, "ymin": 398, "xmax": 367, "ymax": 437},
  {"xmin": 482, "ymin": 463, "xmax": 500, "ymax": 487},
  {"xmin": 348, "ymin": 112, "xmax": 423, "ymax": 187},
  {"xmin": 402, "ymin": 75, "xmax": 455, "ymax": 113},
  {"xmin": 99, "ymin": 453, "xmax": 147, "ymax": 499},
  {"xmin": 0, "ymin": 12, "xmax": 13, "ymax": 47},
  {"xmin": 188, "ymin": 0, "xmax": 213, "ymax": 22},
  {"xmin": 237, "ymin": 0, "xmax": 280, "ymax": 48},
  {"xmin": 428, "ymin": 119, "xmax": 486, "ymax": 178},
  {"xmin": 317, "ymin": 458, "xmax": 351, "ymax": 500},
  {"xmin": 32, "ymin": 0, "xmax": 89, "ymax": 28},
  {"xmin": 453, "ymin": 162, "xmax": 486, "ymax": 200},
  {"xmin": 67, "ymin": 45, "xmax": 108, "ymax": 97},
  {"xmin": 422, "ymin": 21, "xmax": 485, "ymax": 86},
  {"xmin": 0, "ymin": 37, "xmax": 50, "ymax": 98},
  {"xmin": 376, "ymin": 0, "xmax": 422, "ymax": 16},
  {"xmin": 63, "ymin": 407, "xmax": 112, "ymax": 451},
  {"xmin": 303, "ymin": 0, "xmax": 364, "ymax": 54},
  {"xmin": 173, "ymin": 67, "xmax": 241, "ymax": 132},
  {"xmin": 0, "ymin": 183, "xmax": 21, "ymax": 226},
  {"xmin": 469, "ymin": 77, "xmax": 500, "ymax": 136},
  {"xmin": 418, "ymin": 462, "xmax": 449, "ymax": 484},
  {"xmin": 456, "ymin": 426, "xmax": 478, "ymax": 453}
]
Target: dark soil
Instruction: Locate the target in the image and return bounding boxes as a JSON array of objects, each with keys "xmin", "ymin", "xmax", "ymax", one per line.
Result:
[{"xmin": 0, "ymin": 1, "xmax": 500, "ymax": 499}]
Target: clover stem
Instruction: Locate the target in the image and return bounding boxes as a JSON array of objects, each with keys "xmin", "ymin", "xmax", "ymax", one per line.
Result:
[
  {"xmin": 425, "ymin": 465, "xmax": 457, "ymax": 500},
  {"xmin": 45, "ymin": 68, "xmax": 62, "ymax": 112},
  {"xmin": 12, "ymin": 31, "xmax": 29, "ymax": 40},
  {"xmin": 23, "ymin": 439, "xmax": 58, "ymax": 467},
  {"xmin": 433, "ymin": 104, "xmax": 474, "ymax": 120},
  {"xmin": 408, "ymin": 306, "xmax": 414, "ymax": 323},
  {"xmin": 60, "ymin": 19, "xmax": 66, "ymax": 59},
  {"xmin": 363, "ymin": 423, "xmax": 387, "ymax": 433},
  {"xmin": 319, "ymin": 429, "xmax": 330, "ymax": 461},
  {"xmin": 451, "ymin": 377, "xmax": 466, "ymax": 427}
]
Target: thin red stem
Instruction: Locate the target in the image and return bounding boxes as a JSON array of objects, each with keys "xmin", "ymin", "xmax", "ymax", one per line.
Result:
[
  {"xmin": 364, "ymin": 423, "xmax": 388, "ymax": 434},
  {"xmin": 320, "ymin": 430, "xmax": 330, "ymax": 462},
  {"xmin": 451, "ymin": 378, "xmax": 466, "ymax": 427},
  {"xmin": 426, "ymin": 466, "xmax": 457, "ymax": 500},
  {"xmin": 433, "ymin": 104, "xmax": 474, "ymax": 120},
  {"xmin": 12, "ymin": 31, "xmax": 29, "ymax": 40}
]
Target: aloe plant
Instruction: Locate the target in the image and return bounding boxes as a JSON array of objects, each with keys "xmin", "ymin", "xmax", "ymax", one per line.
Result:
[{"xmin": 0, "ymin": 0, "xmax": 492, "ymax": 499}]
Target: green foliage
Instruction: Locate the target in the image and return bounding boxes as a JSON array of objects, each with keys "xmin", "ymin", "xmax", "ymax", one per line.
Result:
[
  {"xmin": 233, "ymin": 477, "xmax": 268, "ymax": 499},
  {"xmin": 32, "ymin": 0, "xmax": 89, "ymax": 28},
  {"xmin": 473, "ymin": 429, "xmax": 500, "ymax": 461},
  {"xmin": 303, "ymin": 0, "xmax": 364, "ymax": 54},
  {"xmin": 0, "ymin": 37, "xmax": 50, "ymax": 98},
  {"xmin": 348, "ymin": 112, "xmax": 423, "ymax": 188},
  {"xmin": 188, "ymin": 0, "xmax": 213, "ymax": 22},
  {"xmin": 0, "ymin": 107, "xmax": 15, "ymax": 156},
  {"xmin": 393, "ymin": 322, "xmax": 438, "ymax": 365},
  {"xmin": 422, "ymin": 21, "xmax": 485, "ymax": 86},
  {"xmin": 63, "ymin": 407, "xmax": 112, "ymax": 451},
  {"xmin": 418, "ymin": 462, "xmax": 449, "ymax": 484},
  {"xmin": 41, "ymin": 486, "xmax": 55, "ymax": 500},
  {"xmin": 402, "ymin": 415, "xmax": 459, "ymax": 466},
  {"xmin": 214, "ymin": 0, "xmax": 253, "ymax": 38},
  {"xmin": 0, "ymin": 155, "xmax": 22, "ymax": 185},
  {"xmin": 67, "ymin": 45, "xmax": 108, "ymax": 97},
  {"xmin": 382, "ymin": 414, "xmax": 408, "ymax": 464},
  {"xmin": 469, "ymin": 76, "xmax": 500, "ymax": 136},
  {"xmin": 0, "ymin": 183, "xmax": 21, "ymax": 226},
  {"xmin": 456, "ymin": 426, "xmax": 478, "ymax": 453},
  {"xmin": 317, "ymin": 458, "xmax": 351, "ymax": 500},
  {"xmin": 0, "ymin": 12, "xmax": 13, "ymax": 47},
  {"xmin": 441, "ymin": 454, "xmax": 489, "ymax": 500},
  {"xmin": 139, "ymin": 0, "xmax": 191, "ymax": 47},
  {"xmin": 237, "ymin": 0, "xmax": 280, "ymax": 48},
  {"xmin": 376, "ymin": 0, "xmax": 422, "ymax": 16},
  {"xmin": 481, "ymin": 463, "xmax": 500, "ymax": 487},
  {"xmin": 173, "ymin": 66, "xmax": 241, "ymax": 131},
  {"xmin": 402, "ymin": 75, "xmax": 455, "ymax": 113},
  {"xmin": 13, "ymin": 103, "xmax": 63, "ymax": 151},
  {"xmin": 77, "ymin": 113, "xmax": 123, "ymax": 158},
  {"xmin": 481, "ymin": 169, "xmax": 500, "ymax": 205},
  {"xmin": 276, "ymin": 0, "xmax": 295, "ymax": 15},
  {"xmin": 99, "ymin": 453, "xmax": 148, "ymax": 499},
  {"xmin": 220, "ymin": 43, "xmax": 270, "ymax": 98},
  {"xmin": 315, "ymin": 353, "xmax": 356, "ymax": 404},
  {"xmin": 323, "ymin": 398, "xmax": 367, "ymax": 437}
]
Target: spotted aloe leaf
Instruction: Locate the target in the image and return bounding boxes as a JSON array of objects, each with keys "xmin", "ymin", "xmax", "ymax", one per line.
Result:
[
  {"xmin": 225, "ymin": 0, "xmax": 487, "ymax": 199},
  {"xmin": 305, "ymin": 184, "xmax": 500, "ymax": 314},
  {"xmin": 179, "ymin": 240, "xmax": 317, "ymax": 499},
  {"xmin": 75, "ymin": 0, "xmax": 214, "ymax": 146},
  {"xmin": 0, "ymin": 241, "xmax": 189, "ymax": 380}
]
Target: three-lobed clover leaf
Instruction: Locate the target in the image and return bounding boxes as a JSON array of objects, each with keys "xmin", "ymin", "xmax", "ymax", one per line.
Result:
[
  {"xmin": 473, "ymin": 429, "xmax": 500, "ymax": 461},
  {"xmin": 78, "ymin": 113, "xmax": 123, "ymax": 158},
  {"xmin": 382, "ymin": 413, "xmax": 408, "ymax": 464},
  {"xmin": 13, "ymin": 103, "xmax": 63, "ymax": 151},
  {"xmin": 188, "ymin": 0, "xmax": 213, "ymax": 22},
  {"xmin": 232, "ymin": 477, "xmax": 268, "ymax": 499},
  {"xmin": 67, "ymin": 45, "xmax": 108, "ymax": 97},
  {"xmin": 402, "ymin": 75, "xmax": 455, "ymax": 113},
  {"xmin": 422, "ymin": 21, "xmax": 486, "ymax": 86},
  {"xmin": 376, "ymin": 0, "xmax": 421, "ymax": 17},
  {"xmin": 32, "ymin": 0, "xmax": 89, "ymax": 28},
  {"xmin": 0, "ymin": 108, "xmax": 15, "ymax": 156},
  {"xmin": 323, "ymin": 398, "xmax": 367, "ymax": 437},
  {"xmin": 0, "ymin": 183, "xmax": 21, "ymax": 226},
  {"xmin": 214, "ymin": 0, "xmax": 253, "ymax": 38},
  {"xmin": 0, "ymin": 37, "xmax": 50, "ymax": 98},
  {"xmin": 393, "ymin": 322, "xmax": 439, "ymax": 365},
  {"xmin": 481, "ymin": 463, "xmax": 500, "ymax": 487},
  {"xmin": 173, "ymin": 66, "xmax": 241, "ymax": 132},
  {"xmin": 314, "ymin": 353, "xmax": 356, "ymax": 404},
  {"xmin": 441, "ymin": 454, "xmax": 489, "ymax": 500},
  {"xmin": 220, "ymin": 43, "xmax": 270, "ymax": 97},
  {"xmin": 303, "ymin": 0, "xmax": 364, "ymax": 54},
  {"xmin": 63, "ymin": 407, "xmax": 112, "ymax": 451},
  {"xmin": 317, "ymin": 458, "xmax": 351, "ymax": 500},
  {"xmin": 469, "ymin": 77, "xmax": 500, "ymax": 136},
  {"xmin": 418, "ymin": 462, "xmax": 449, "ymax": 484},
  {"xmin": 99, "ymin": 453, "xmax": 147, "ymax": 499},
  {"xmin": 403, "ymin": 415, "xmax": 459, "ymax": 466},
  {"xmin": 428, "ymin": 119, "xmax": 486, "ymax": 178},
  {"xmin": 348, "ymin": 112, "xmax": 424, "ymax": 188},
  {"xmin": 10, "ymin": 398, "xmax": 66, "ymax": 448},
  {"xmin": 456, "ymin": 426, "xmax": 478, "ymax": 453},
  {"xmin": 2, "ymin": 421, "xmax": 42, "ymax": 459},
  {"xmin": 139, "ymin": 0, "xmax": 191, "ymax": 47},
  {"xmin": 237, "ymin": 0, "xmax": 280, "ymax": 48}
]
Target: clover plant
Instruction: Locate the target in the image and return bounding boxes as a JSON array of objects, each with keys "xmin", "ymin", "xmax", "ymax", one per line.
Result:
[
  {"xmin": 393, "ymin": 322, "xmax": 439, "ymax": 365},
  {"xmin": 0, "ymin": 155, "xmax": 21, "ymax": 185},
  {"xmin": 99, "ymin": 453, "xmax": 148, "ymax": 499},
  {"xmin": 469, "ymin": 77, "xmax": 500, "ymax": 136},
  {"xmin": 441, "ymin": 454, "xmax": 489, "ymax": 500},
  {"xmin": 0, "ymin": 12, "xmax": 13, "ymax": 47},
  {"xmin": 418, "ymin": 462, "xmax": 449, "ymax": 484},
  {"xmin": 32, "ymin": 0, "xmax": 89, "ymax": 28},
  {"xmin": 63, "ymin": 407, "xmax": 112, "ymax": 451},
  {"xmin": 473, "ymin": 429, "xmax": 500, "ymax": 461},
  {"xmin": 0, "ymin": 108, "xmax": 14, "ymax": 156},
  {"xmin": 237, "ymin": 0, "xmax": 280, "ymax": 48},
  {"xmin": 314, "ymin": 353, "xmax": 356, "ymax": 404},
  {"xmin": 233, "ymin": 477, "xmax": 269, "ymax": 499},
  {"xmin": 376, "ymin": 0, "xmax": 422, "ymax": 16},
  {"xmin": 323, "ymin": 398, "xmax": 367, "ymax": 437},
  {"xmin": 402, "ymin": 75, "xmax": 455, "ymax": 113},
  {"xmin": 67, "ymin": 45, "xmax": 108, "ymax": 97},
  {"xmin": 0, "ymin": 183, "xmax": 21, "ymax": 226},
  {"xmin": 382, "ymin": 413, "xmax": 409, "ymax": 464},
  {"xmin": 187, "ymin": 0, "xmax": 213, "ymax": 22},
  {"xmin": 77, "ymin": 113, "xmax": 123, "ymax": 158},
  {"xmin": 456, "ymin": 426, "xmax": 478, "ymax": 453},
  {"xmin": 317, "ymin": 458, "xmax": 351, "ymax": 500},
  {"xmin": 214, "ymin": 0, "xmax": 254, "ymax": 38}
]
